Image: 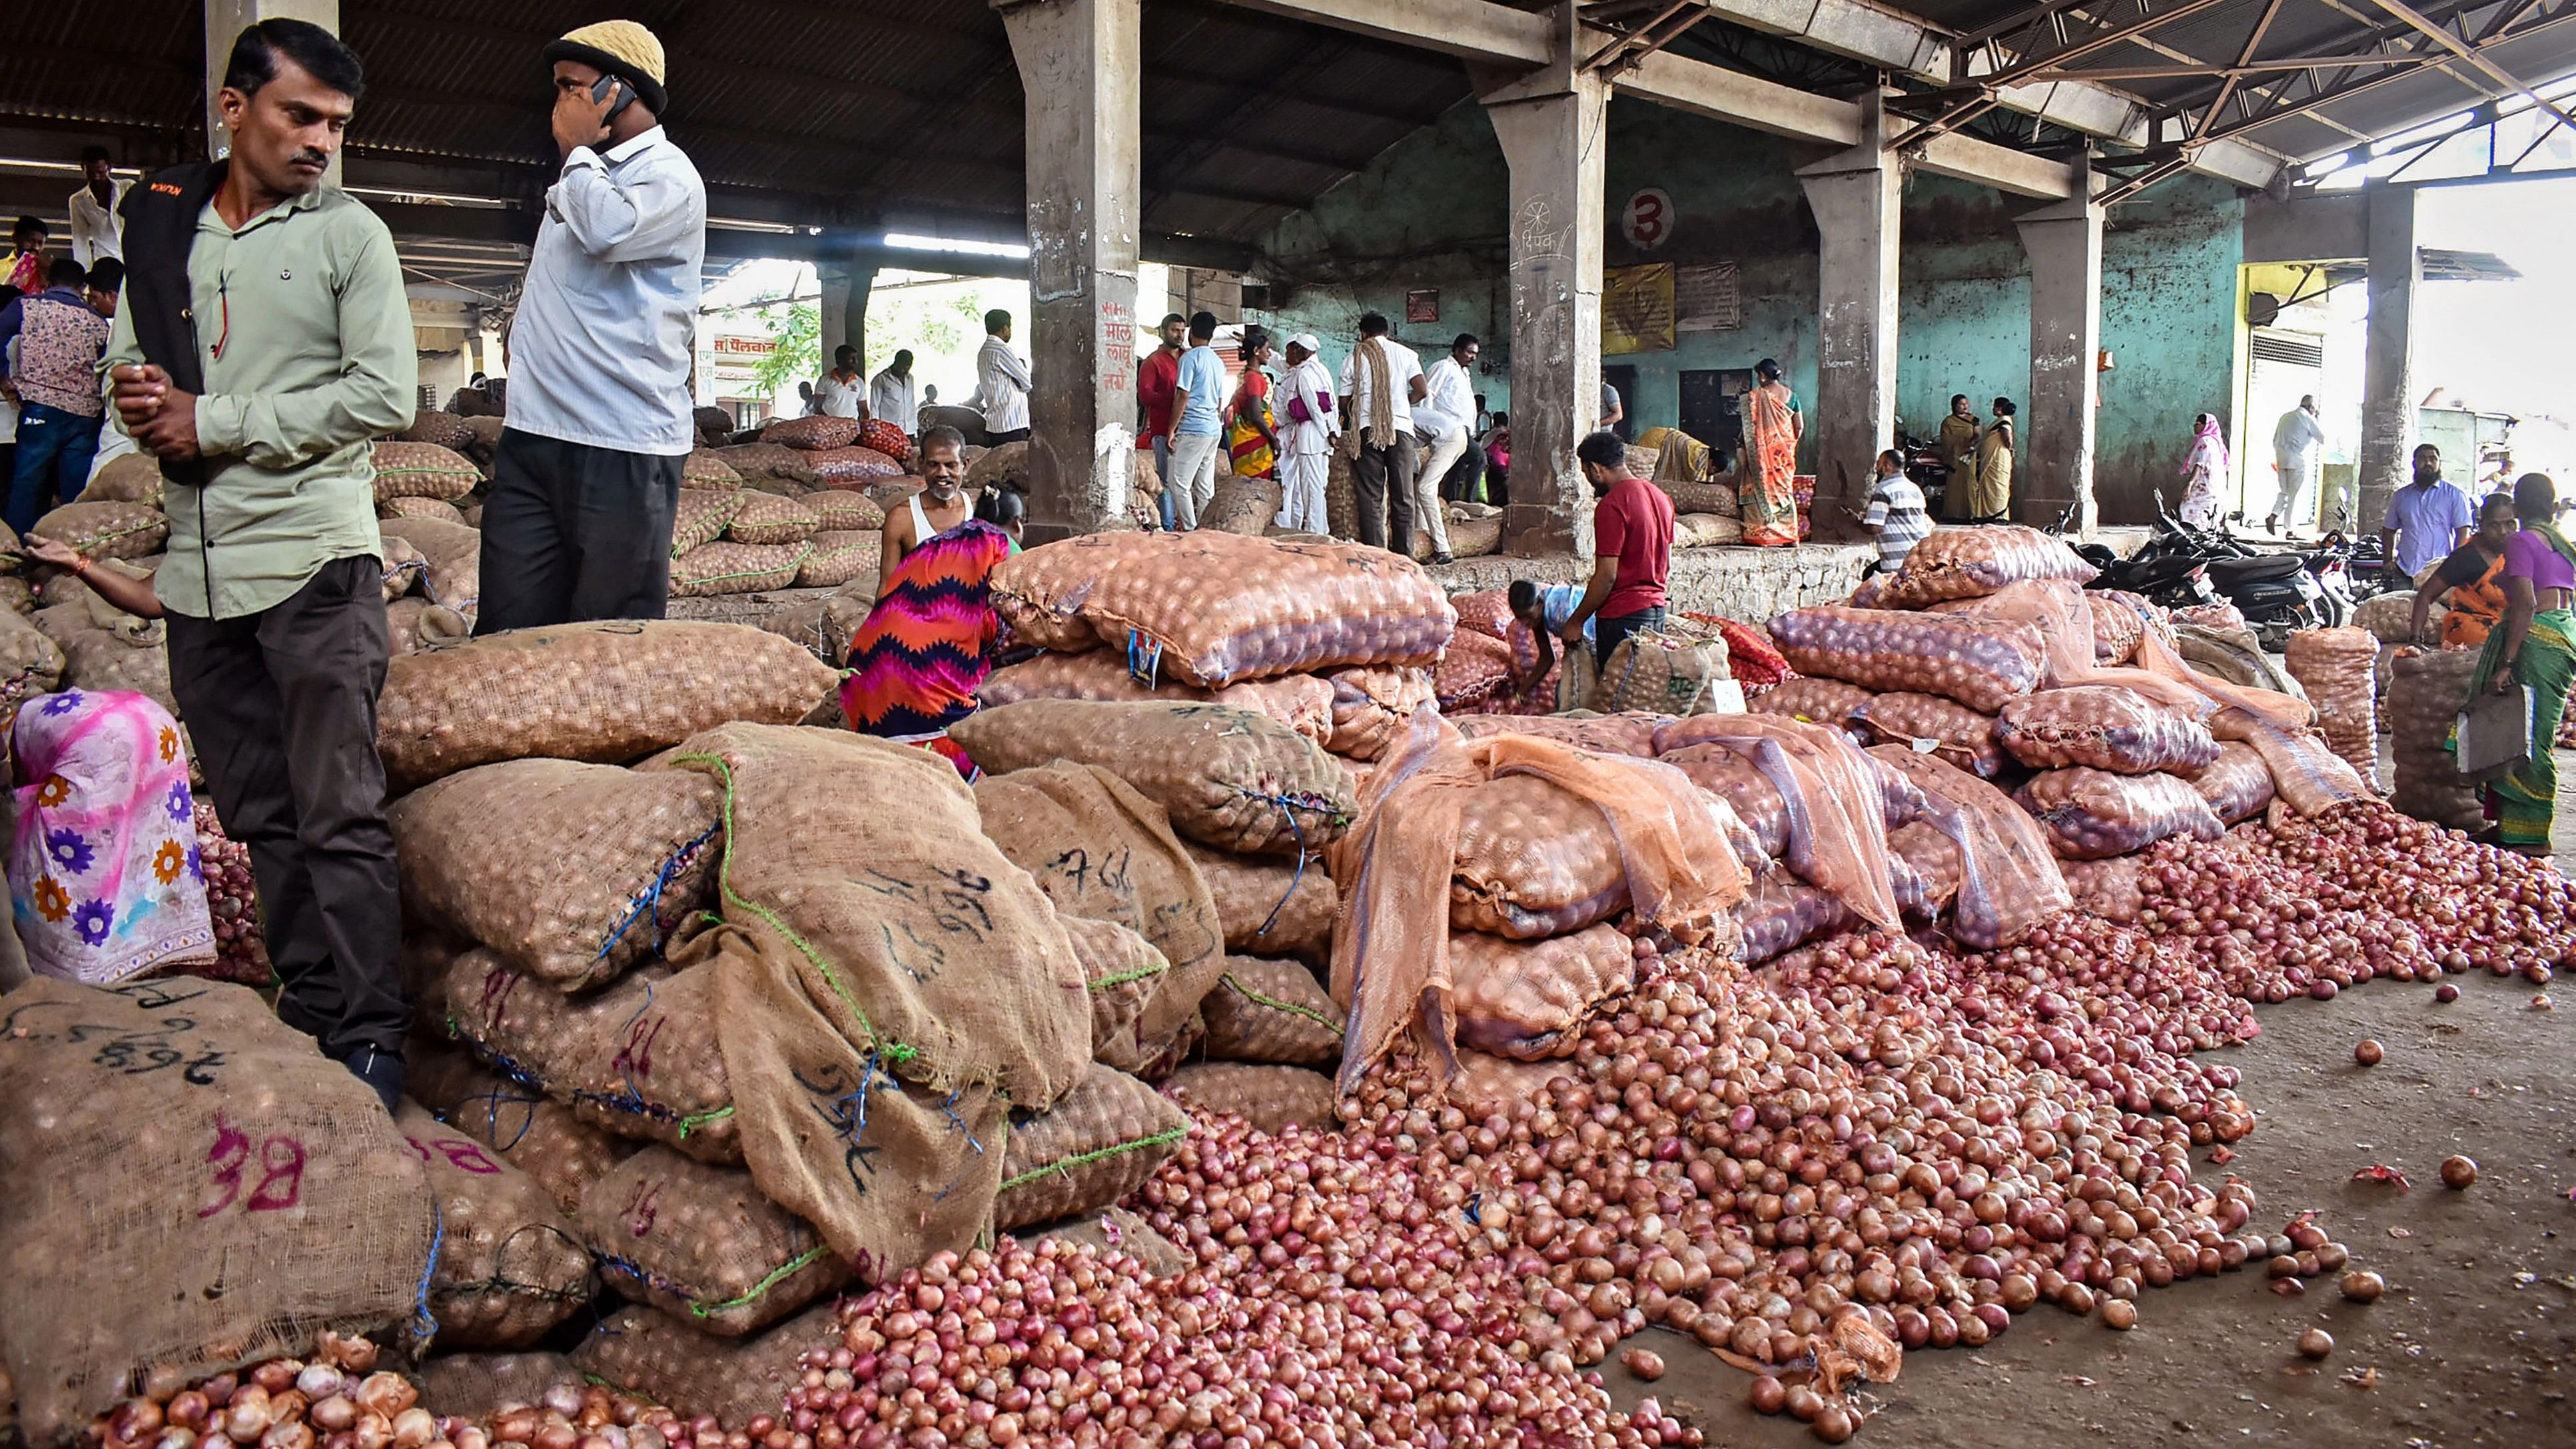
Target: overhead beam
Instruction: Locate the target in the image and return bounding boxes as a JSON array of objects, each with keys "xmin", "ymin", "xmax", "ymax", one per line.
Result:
[
  {"xmin": 1218, "ymin": 0, "xmax": 1550, "ymax": 62},
  {"xmin": 2362, "ymin": 0, "xmax": 2576, "ymax": 138}
]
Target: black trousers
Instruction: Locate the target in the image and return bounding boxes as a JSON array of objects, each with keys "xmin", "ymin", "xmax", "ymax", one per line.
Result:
[
  {"xmin": 1597, "ymin": 604, "xmax": 1668, "ymax": 666},
  {"xmin": 1350, "ymin": 434, "xmax": 1419, "ymax": 556},
  {"xmin": 166, "ymin": 558, "xmax": 404, "ymax": 1061},
  {"xmin": 1441, "ymin": 440, "xmax": 1491, "ymax": 504},
  {"xmin": 477, "ymin": 429, "xmax": 683, "ymax": 634}
]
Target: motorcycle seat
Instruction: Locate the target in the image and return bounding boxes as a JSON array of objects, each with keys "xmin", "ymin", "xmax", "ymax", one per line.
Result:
[{"xmin": 2207, "ymin": 554, "xmax": 2304, "ymax": 586}]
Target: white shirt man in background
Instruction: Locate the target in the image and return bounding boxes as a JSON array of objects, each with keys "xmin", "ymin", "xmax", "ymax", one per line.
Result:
[
  {"xmin": 480, "ymin": 19, "xmax": 707, "ymax": 633},
  {"xmin": 2266, "ymin": 394, "xmax": 2328, "ymax": 535},
  {"xmin": 67, "ymin": 146, "xmax": 125, "ymax": 267},
  {"xmin": 1275, "ymin": 333, "xmax": 1337, "ymax": 534},
  {"xmin": 813, "ymin": 345, "xmax": 865, "ymax": 419},
  {"xmin": 1338, "ymin": 310, "xmax": 1426, "ymax": 555},
  {"xmin": 869, "ymin": 348, "xmax": 919, "ymax": 436},
  {"xmin": 974, "ymin": 308, "xmax": 1031, "ymax": 443},
  {"xmin": 1420, "ymin": 332, "xmax": 1485, "ymax": 514}
]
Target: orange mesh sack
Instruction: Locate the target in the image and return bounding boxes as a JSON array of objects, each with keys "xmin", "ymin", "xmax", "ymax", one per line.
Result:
[
  {"xmin": 1651, "ymin": 714, "xmax": 1903, "ymax": 930},
  {"xmin": 388, "ymin": 759, "xmax": 723, "ymax": 993},
  {"xmin": 1436, "ymin": 629, "xmax": 1516, "ymax": 710},
  {"xmin": 1889, "ymin": 821, "xmax": 1962, "ymax": 921},
  {"xmin": 2283, "ymin": 626, "xmax": 2380, "ymax": 781},
  {"xmin": 2192, "ymin": 741, "xmax": 2278, "ymax": 826},
  {"xmin": 2059, "ymin": 855, "xmax": 2146, "ymax": 924},
  {"xmin": 990, "ymin": 532, "xmax": 1457, "ymax": 687},
  {"xmin": 1451, "ymin": 773, "xmax": 1630, "ymax": 937},
  {"xmin": 407, "ymin": 1045, "xmax": 635, "ymax": 1216},
  {"xmin": 1851, "ymin": 692, "xmax": 2008, "ymax": 778},
  {"xmin": 1750, "ymin": 678, "xmax": 1873, "ymax": 733},
  {"xmin": 395, "ymin": 1104, "xmax": 593, "ymax": 1349},
  {"xmin": 952, "ymin": 700, "xmax": 1356, "ymax": 855},
  {"xmin": 2014, "ymin": 767, "xmax": 2224, "ymax": 860},
  {"xmin": 1161, "ymin": 1063, "xmax": 1338, "ymax": 1137},
  {"xmin": 1866, "ymin": 745, "xmax": 2069, "ymax": 949},
  {"xmin": 1324, "ymin": 665, "xmax": 1437, "ymax": 760},
  {"xmin": 1202, "ymin": 956, "xmax": 1345, "ymax": 1067},
  {"xmin": 979, "ymin": 651, "xmax": 1336, "ymax": 745},
  {"xmin": 1447, "ymin": 925, "xmax": 1635, "ymax": 1060},
  {"xmin": 573, "ymin": 1302, "xmax": 839, "ymax": 1428},
  {"xmin": 995, "ymin": 1063, "xmax": 1190, "ymax": 1231},
  {"xmin": 578, "ymin": 1147, "xmax": 849, "ymax": 1337},
  {"xmin": 1183, "ymin": 841, "xmax": 1336, "ymax": 963},
  {"xmin": 2088, "ymin": 592, "xmax": 2150, "ymax": 665},
  {"xmin": 1453, "ymin": 714, "xmax": 1665, "ymax": 757},
  {"xmin": 1735, "ymin": 878, "xmax": 1855, "ymax": 963},
  {"xmin": 1996, "ymin": 686, "xmax": 2222, "ymax": 776},
  {"xmin": 1655, "ymin": 741, "xmax": 1788, "ymax": 861},
  {"xmin": 1874, "ymin": 524, "xmax": 2096, "ymax": 608},
  {"xmin": 1452, "ymin": 590, "xmax": 1514, "ymax": 641},
  {"xmin": 1768, "ymin": 606, "xmax": 2044, "ymax": 713},
  {"xmin": 2212, "ymin": 706, "xmax": 2368, "ymax": 815}
]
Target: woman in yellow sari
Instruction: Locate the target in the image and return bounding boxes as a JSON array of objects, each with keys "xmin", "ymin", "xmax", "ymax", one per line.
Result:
[
  {"xmin": 1737, "ymin": 358, "xmax": 1802, "ymax": 546},
  {"xmin": 1225, "ymin": 326, "xmax": 1280, "ymax": 481}
]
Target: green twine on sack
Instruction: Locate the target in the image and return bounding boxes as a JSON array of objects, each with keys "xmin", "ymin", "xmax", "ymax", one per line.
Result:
[
  {"xmin": 1088, "ymin": 959, "xmax": 1169, "ymax": 991},
  {"xmin": 998, "ymin": 1125, "xmax": 1190, "ymax": 1195},
  {"xmin": 1218, "ymin": 973, "xmax": 1345, "ymax": 1037},
  {"xmin": 687, "ymin": 1244, "xmax": 833, "ymax": 1320}
]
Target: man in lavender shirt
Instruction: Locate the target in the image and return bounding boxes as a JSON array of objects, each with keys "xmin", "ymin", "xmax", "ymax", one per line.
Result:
[{"xmin": 2381, "ymin": 443, "xmax": 2476, "ymax": 582}]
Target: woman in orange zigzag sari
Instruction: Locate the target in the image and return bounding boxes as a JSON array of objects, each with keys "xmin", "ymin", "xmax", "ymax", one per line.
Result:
[{"xmin": 838, "ymin": 491, "xmax": 1022, "ymax": 779}]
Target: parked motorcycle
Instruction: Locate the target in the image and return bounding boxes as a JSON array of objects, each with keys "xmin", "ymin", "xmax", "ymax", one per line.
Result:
[{"xmin": 2088, "ymin": 492, "xmax": 2345, "ymax": 650}]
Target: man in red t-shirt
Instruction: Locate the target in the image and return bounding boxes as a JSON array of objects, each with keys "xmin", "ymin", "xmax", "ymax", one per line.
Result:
[
  {"xmin": 1560, "ymin": 430, "xmax": 1675, "ymax": 665},
  {"xmin": 1136, "ymin": 312, "xmax": 1186, "ymax": 530}
]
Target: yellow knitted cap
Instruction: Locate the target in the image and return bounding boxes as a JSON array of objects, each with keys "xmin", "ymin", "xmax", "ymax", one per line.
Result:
[{"xmin": 546, "ymin": 19, "xmax": 667, "ymax": 113}]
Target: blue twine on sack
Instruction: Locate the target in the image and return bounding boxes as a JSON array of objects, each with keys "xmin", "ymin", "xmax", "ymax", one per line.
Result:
[
  {"xmin": 929, "ymin": 1087, "xmax": 991, "ymax": 1205},
  {"xmin": 410, "ymin": 1200, "xmax": 444, "ymax": 1343},
  {"xmin": 1254, "ymin": 809, "xmax": 1310, "ymax": 940},
  {"xmin": 594, "ymin": 821, "xmax": 724, "ymax": 963},
  {"xmin": 459, "ymin": 1081, "xmax": 540, "ymax": 1153}
]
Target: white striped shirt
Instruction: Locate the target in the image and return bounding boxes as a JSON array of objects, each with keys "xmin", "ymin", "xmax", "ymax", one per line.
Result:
[{"xmin": 1864, "ymin": 474, "xmax": 1931, "ymax": 568}]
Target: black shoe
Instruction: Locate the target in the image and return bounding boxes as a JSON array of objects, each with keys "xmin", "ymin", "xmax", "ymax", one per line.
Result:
[
  {"xmin": 1430, "ymin": 552, "xmax": 1455, "ymax": 566},
  {"xmin": 344, "ymin": 1044, "xmax": 405, "ymax": 1115}
]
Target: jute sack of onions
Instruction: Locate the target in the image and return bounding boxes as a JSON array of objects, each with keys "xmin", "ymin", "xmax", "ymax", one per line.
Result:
[
  {"xmin": 1851, "ymin": 691, "xmax": 2006, "ymax": 777},
  {"xmin": 1450, "ymin": 774, "xmax": 1633, "ymax": 938},
  {"xmin": 0, "ymin": 979, "xmax": 436, "ymax": 1442},
  {"xmin": 1749, "ymin": 677, "xmax": 1872, "ymax": 734},
  {"xmin": 1735, "ymin": 877, "xmax": 1855, "ymax": 963},
  {"xmin": 572, "ymin": 1302, "xmax": 839, "ymax": 1427},
  {"xmin": 795, "ymin": 530, "xmax": 880, "ymax": 589},
  {"xmin": 394, "ymin": 1104, "xmax": 594, "ymax": 1348},
  {"xmin": 388, "ymin": 759, "xmax": 722, "ymax": 993},
  {"xmin": 672, "ymin": 541, "xmax": 811, "ymax": 598},
  {"xmin": 406, "ymin": 1046, "xmax": 636, "ymax": 1216},
  {"xmin": 1587, "ymin": 629, "xmax": 1727, "ymax": 716},
  {"xmin": 578, "ymin": 1147, "xmax": 852, "ymax": 1336},
  {"xmin": 995, "ymin": 1064, "xmax": 1190, "ymax": 1231},
  {"xmin": 952, "ymin": 700, "xmax": 1356, "ymax": 856},
  {"xmin": 410, "ymin": 1350, "xmax": 578, "ymax": 1420},
  {"xmin": 810, "ymin": 490, "xmax": 884, "ymax": 532},
  {"xmin": 1996, "ymin": 685, "xmax": 2222, "ymax": 776},
  {"xmin": 1059, "ymin": 915, "xmax": 1174, "ymax": 1075},
  {"xmin": 376, "ymin": 621, "xmax": 839, "ymax": 791},
  {"xmin": 681, "ymin": 448, "xmax": 741, "ymax": 491},
  {"xmin": 424, "ymin": 947, "xmax": 738, "ymax": 1163},
  {"xmin": 977, "ymin": 650, "xmax": 1336, "ymax": 745},
  {"xmin": 0, "ymin": 606, "xmax": 63, "ymax": 725},
  {"xmin": 1768, "ymin": 606, "xmax": 2045, "ymax": 714},
  {"xmin": 671, "ymin": 488, "xmax": 742, "ymax": 555},
  {"xmin": 1655, "ymin": 481, "xmax": 1737, "ymax": 517},
  {"xmin": 76, "ymin": 452, "xmax": 165, "ymax": 507},
  {"xmin": 1201, "ymin": 956, "xmax": 1344, "ymax": 1067},
  {"xmin": 2387, "ymin": 646, "xmax": 2484, "ymax": 831},
  {"xmin": 1321, "ymin": 664, "xmax": 1436, "ymax": 760},
  {"xmin": 31, "ymin": 500, "xmax": 167, "ymax": 560},
  {"xmin": 715, "ymin": 443, "xmax": 819, "ymax": 486},
  {"xmin": 760, "ymin": 415, "xmax": 859, "ymax": 450},
  {"xmin": 1446, "ymin": 924, "xmax": 1635, "ymax": 1060},
  {"xmin": 973, "ymin": 762, "xmax": 1229, "ymax": 1065},
  {"xmin": 989, "ymin": 532, "xmax": 1456, "ymax": 688},
  {"xmin": 385, "ymin": 598, "xmax": 472, "ymax": 657},
  {"xmin": 2192, "ymin": 741, "xmax": 2278, "ymax": 825},
  {"xmin": 37, "ymin": 604, "xmax": 180, "ymax": 719},
  {"xmin": 726, "ymin": 491, "xmax": 819, "ymax": 546},
  {"xmin": 1161, "ymin": 1062, "xmax": 1337, "ymax": 1135},
  {"xmin": 1202, "ymin": 472, "xmax": 1282, "ymax": 536},
  {"xmin": 1452, "ymin": 714, "xmax": 1665, "ymax": 757},
  {"xmin": 398, "ymin": 408, "xmax": 478, "ymax": 450},
  {"xmin": 379, "ymin": 494, "xmax": 466, "ymax": 525},
  {"xmin": 1181, "ymin": 841, "xmax": 1336, "ymax": 963},
  {"xmin": 1871, "ymin": 524, "xmax": 2096, "ymax": 609},
  {"xmin": 378, "ymin": 515, "xmax": 482, "ymax": 616},
  {"xmin": 2284, "ymin": 626, "xmax": 2380, "ymax": 779},
  {"xmin": 370, "ymin": 440, "xmax": 481, "ymax": 502},
  {"xmin": 2014, "ymin": 766, "xmax": 2224, "ymax": 859}
]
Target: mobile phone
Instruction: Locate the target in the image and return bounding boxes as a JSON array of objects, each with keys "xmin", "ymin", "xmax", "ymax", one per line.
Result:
[{"xmin": 590, "ymin": 73, "xmax": 637, "ymax": 126}]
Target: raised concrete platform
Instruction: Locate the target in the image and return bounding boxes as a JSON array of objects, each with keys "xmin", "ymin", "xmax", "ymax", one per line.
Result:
[
  {"xmin": 1429, "ymin": 542, "xmax": 1875, "ymax": 622},
  {"xmin": 665, "ymin": 586, "xmax": 837, "ymax": 628}
]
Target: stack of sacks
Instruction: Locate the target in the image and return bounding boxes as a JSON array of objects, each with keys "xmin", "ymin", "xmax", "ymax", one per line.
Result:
[
  {"xmin": 1407, "ymin": 502, "xmax": 1507, "ymax": 560},
  {"xmin": 667, "ymin": 477, "xmax": 861, "ymax": 596},
  {"xmin": 2283, "ymin": 626, "xmax": 2381, "ymax": 781},
  {"xmin": 378, "ymin": 514, "xmax": 482, "ymax": 639},
  {"xmin": 712, "ymin": 442, "xmax": 819, "ymax": 490},
  {"xmin": 693, "ymin": 404, "xmax": 735, "ymax": 448}
]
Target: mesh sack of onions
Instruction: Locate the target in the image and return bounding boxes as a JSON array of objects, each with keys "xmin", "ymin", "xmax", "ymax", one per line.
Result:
[
  {"xmin": 388, "ymin": 759, "xmax": 722, "ymax": 993},
  {"xmin": 996, "ymin": 1063, "xmax": 1190, "ymax": 1230},
  {"xmin": 977, "ymin": 649, "xmax": 1337, "ymax": 744},
  {"xmin": 395, "ymin": 1104, "xmax": 594, "ymax": 1348},
  {"xmin": 1655, "ymin": 741, "xmax": 1788, "ymax": 862},
  {"xmin": 578, "ymin": 1147, "xmax": 852, "ymax": 1337},
  {"xmin": 2173, "ymin": 600, "xmax": 2249, "ymax": 633},
  {"xmin": 398, "ymin": 408, "xmax": 478, "ymax": 450},
  {"xmin": 1588, "ymin": 629, "xmax": 1727, "ymax": 716},
  {"xmin": 379, "ymin": 516, "xmax": 481, "ymax": 616},
  {"xmin": 1652, "ymin": 713, "xmax": 1906, "ymax": 930},
  {"xmin": 1434, "ymin": 628, "xmax": 1515, "ymax": 710},
  {"xmin": 1450, "ymin": 773, "xmax": 1632, "ymax": 938},
  {"xmin": 724, "ymin": 492, "xmax": 820, "ymax": 546},
  {"xmin": 795, "ymin": 530, "xmax": 881, "ymax": 589},
  {"xmin": 33, "ymin": 500, "xmax": 169, "ymax": 560},
  {"xmin": 369, "ymin": 441, "xmax": 481, "ymax": 502},
  {"xmin": 809, "ymin": 490, "xmax": 885, "ymax": 532},
  {"xmin": 77, "ymin": 451, "xmax": 165, "ymax": 506},
  {"xmin": 859, "ymin": 418, "xmax": 910, "ymax": 458},
  {"xmin": 1677, "ymin": 612, "xmax": 1788, "ymax": 688},
  {"xmin": 951, "ymin": 700, "xmax": 1356, "ymax": 856},
  {"xmin": 1887, "ymin": 820, "xmax": 1962, "ymax": 921},
  {"xmin": 2058, "ymin": 854, "xmax": 2147, "ymax": 923},
  {"xmin": 423, "ymin": 946, "xmax": 739, "ymax": 1163},
  {"xmin": 1159, "ymin": 1061, "xmax": 1338, "ymax": 1135},
  {"xmin": 2014, "ymin": 766, "xmax": 2226, "ymax": 859},
  {"xmin": 0, "ymin": 979, "xmax": 436, "ymax": 1442},
  {"xmin": 1448, "ymin": 923, "xmax": 1639, "ymax": 1059},
  {"xmin": 379, "ymin": 494, "xmax": 466, "ymax": 526},
  {"xmin": 989, "ymin": 532, "xmax": 1456, "ymax": 688},
  {"xmin": 2211, "ymin": 706, "xmax": 2371, "ymax": 815},
  {"xmin": 1181, "ymin": 840, "xmax": 1336, "ymax": 963},
  {"xmin": 1995, "ymin": 685, "xmax": 2222, "ymax": 776},
  {"xmin": 1749, "ymin": 676, "xmax": 1873, "ymax": 735},
  {"xmin": 1872, "ymin": 523, "xmax": 2096, "ymax": 608},
  {"xmin": 715, "ymin": 443, "xmax": 819, "ymax": 486},
  {"xmin": 2088, "ymin": 590, "xmax": 2150, "ymax": 664},
  {"xmin": 1866, "ymin": 743, "xmax": 2071, "ymax": 948},
  {"xmin": 406, "ymin": 1045, "xmax": 636, "ymax": 1216},
  {"xmin": 1201, "ymin": 957, "xmax": 1344, "ymax": 1067},
  {"xmin": 2386, "ymin": 647, "xmax": 2484, "ymax": 829},
  {"xmin": 376, "ymin": 621, "xmax": 839, "ymax": 792},
  {"xmin": 1851, "ymin": 690, "xmax": 2008, "ymax": 777},
  {"xmin": 1453, "ymin": 712, "xmax": 1665, "ymax": 757},
  {"xmin": 0, "ymin": 608, "xmax": 58, "ymax": 729},
  {"xmin": 760, "ymin": 415, "xmax": 860, "ymax": 450},
  {"xmin": 571, "ymin": 1301, "xmax": 837, "ymax": 1428},
  {"xmin": 671, "ymin": 488, "xmax": 743, "ymax": 555},
  {"xmin": 1734, "ymin": 876, "xmax": 1855, "ymax": 962},
  {"xmin": 2192, "ymin": 741, "xmax": 2278, "ymax": 825},
  {"xmin": 1322, "ymin": 664, "xmax": 1436, "ymax": 760},
  {"xmin": 1204, "ymin": 473, "xmax": 1284, "ymax": 537},
  {"xmin": 2283, "ymin": 626, "xmax": 2380, "ymax": 779},
  {"xmin": 1768, "ymin": 605, "xmax": 2045, "ymax": 713},
  {"xmin": 410, "ymin": 1348, "xmax": 578, "ymax": 1420},
  {"xmin": 189, "ymin": 813, "xmax": 272, "ymax": 986},
  {"xmin": 1451, "ymin": 588, "xmax": 1514, "ymax": 640}
]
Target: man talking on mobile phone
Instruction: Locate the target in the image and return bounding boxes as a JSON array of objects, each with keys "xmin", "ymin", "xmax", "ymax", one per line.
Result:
[{"xmin": 478, "ymin": 20, "xmax": 707, "ymax": 632}]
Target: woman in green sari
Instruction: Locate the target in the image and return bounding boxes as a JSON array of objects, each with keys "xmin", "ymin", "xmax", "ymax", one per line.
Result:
[{"xmin": 2476, "ymin": 472, "xmax": 2576, "ymax": 855}]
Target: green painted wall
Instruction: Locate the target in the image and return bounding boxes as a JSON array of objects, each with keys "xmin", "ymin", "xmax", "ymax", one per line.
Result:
[{"xmin": 1248, "ymin": 100, "xmax": 2248, "ymax": 524}]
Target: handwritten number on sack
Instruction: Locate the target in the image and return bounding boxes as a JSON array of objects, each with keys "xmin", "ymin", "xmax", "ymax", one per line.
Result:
[
  {"xmin": 881, "ymin": 920, "xmax": 947, "ymax": 984},
  {"xmin": 202, "ymin": 1113, "xmax": 306, "ymax": 1215},
  {"xmin": 615, "ymin": 1015, "xmax": 664, "ymax": 1079},
  {"xmin": 405, "ymin": 1134, "xmax": 504, "ymax": 1175}
]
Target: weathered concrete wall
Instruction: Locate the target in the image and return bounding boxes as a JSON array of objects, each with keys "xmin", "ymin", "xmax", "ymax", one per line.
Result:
[
  {"xmin": 1430, "ymin": 541, "xmax": 1873, "ymax": 620},
  {"xmin": 1250, "ymin": 101, "xmax": 2247, "ymax": 526}
]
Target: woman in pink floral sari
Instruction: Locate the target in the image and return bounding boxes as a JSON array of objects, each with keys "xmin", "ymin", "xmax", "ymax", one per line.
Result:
[{"xmin": 10, "ymin": 688, "xmax": 214, "ymax": 983}]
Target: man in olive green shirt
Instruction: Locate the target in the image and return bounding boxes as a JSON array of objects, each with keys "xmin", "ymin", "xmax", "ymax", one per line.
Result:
[{"xmin": 105, "ymin": 19, "xmax": 414, "ymax": 1113}]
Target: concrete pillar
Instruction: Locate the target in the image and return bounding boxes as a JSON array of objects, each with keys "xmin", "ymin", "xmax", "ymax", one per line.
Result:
[
  {"xmin": 2358, "ymin": 183, "xmax": 2421, "ymax": 534},
  {"xmin": 1476, "ymin": 4, "xmax": 1607, "ymax": 558},
  {"xmin": 997, "ymin": 0, "xmax": 1141, "ymax": 542},
  {"xmin": 2014, "ymin": 184, "xmax": 2104, "ymax": 533},
  {"xmin": 205, "ymin": 0, "xmax": 340, "ymax": 179},
  {"xmin": 817, "ymin": 262, "xmax": 876, "ymax": 375},
  {"xmin": 1795, "ymin": 94, "xmax": 1901, "ymax": 538}
]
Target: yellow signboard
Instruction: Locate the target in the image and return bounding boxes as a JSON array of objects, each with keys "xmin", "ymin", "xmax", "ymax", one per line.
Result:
[{"xmin": 1603, "ymin": 263, "xmax": 1676, "ymax": 355}]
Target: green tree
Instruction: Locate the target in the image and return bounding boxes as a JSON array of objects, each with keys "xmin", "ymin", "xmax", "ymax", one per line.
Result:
[{"xmin": 749, "ymin": 302, "xmax": 821, "ymax": 402}]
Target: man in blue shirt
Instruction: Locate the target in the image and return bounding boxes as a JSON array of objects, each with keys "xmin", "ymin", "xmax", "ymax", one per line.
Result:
[
  {"xmin": 2380, "ymin": 443, "xmax": 2475, "ymax": 583},
  {"xmin": 1166, "ymin": 311, "xmax": 1226, "ymax": 530}
]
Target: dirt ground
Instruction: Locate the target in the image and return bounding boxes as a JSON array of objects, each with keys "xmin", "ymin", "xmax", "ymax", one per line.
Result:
[{"xmin": 1603, "ymin": 966, "xmax": 2576, "ymax": 1448}]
